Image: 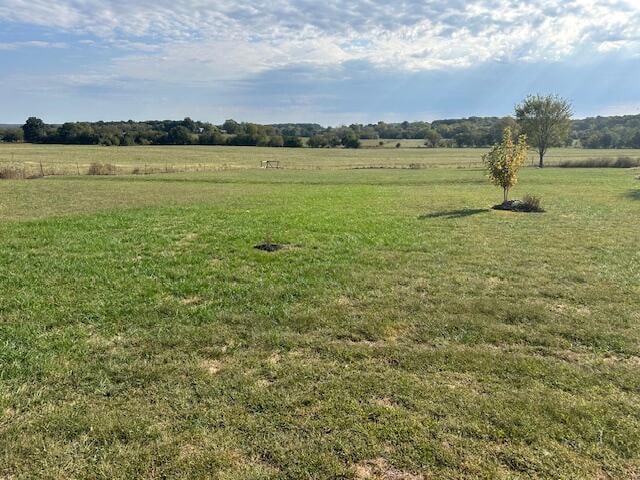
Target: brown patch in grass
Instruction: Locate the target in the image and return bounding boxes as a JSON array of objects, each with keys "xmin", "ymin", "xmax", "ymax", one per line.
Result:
[
  {"xmin": 201, "ymin": 359, "xmax": 222, "ymax": 375},
  {"xmin": 256, "ymin": 378, "xmax": 273, "ymax": 388},
  {"xmin": 179, "ymin": 296, "xmax": 203, "ymax": 306},
  {"xmin": 603, "ymin": 355, "xmax": 640, "ymax": 367},
  {"xmin": 3, "ymin": 407, "xmax": 17, "ymax": 419},
  {"xmin": 267, "ymin": 352, "xmax": 281, "ymax": 365},
  {"xmin": 344, "ymin": 338, "xmax": 386, "ymax": 348},
  {"xmin": 354, "ymin": 458, "xmax": 424, "ymax": 479},
  {"xmin": 550, "ymin": 350, "xmax": 640, "ymax": 367},
  {"xmin": 336, "ymin": 295, "xmax": 354, "ymax": 307},
  {"xmin": 372, "ymin": 397, "xmax": 398, "ymax": 409},
  {"xmin": 551, "ymin": 303, "xmax": 591, "ymax": 316},
  {"xmin": 178, "ymin": 443, "xmax": 202, "ymax": 461},
  {"xmin": 86, "ymin": 333, "xmax": 124, "ymax": 353}
]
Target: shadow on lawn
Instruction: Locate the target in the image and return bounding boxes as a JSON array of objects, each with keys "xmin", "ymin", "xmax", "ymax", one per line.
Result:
[
  {"xmin": 625, "ymin": 190, "xmax": 640, "ymax": 200},
  {"xmin": 419, "ymin": 208, "xmax": 489, "ymax": 219}
]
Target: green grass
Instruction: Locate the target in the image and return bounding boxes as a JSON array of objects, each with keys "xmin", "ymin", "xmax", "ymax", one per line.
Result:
[{"xmin": 1, "ymin": 146, "xmax": 639, "ymax": 478}]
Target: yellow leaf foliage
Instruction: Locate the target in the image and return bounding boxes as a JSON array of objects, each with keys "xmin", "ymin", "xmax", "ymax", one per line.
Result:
[{"xmin": 482, "ymin": 128, "xmax": 528, "ymax": 202}]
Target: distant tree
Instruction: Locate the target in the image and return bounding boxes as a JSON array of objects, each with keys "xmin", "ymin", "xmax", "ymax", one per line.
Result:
[
  {"xmin": 269, "ymin": 135, "xmax": 284, "ymax": 147},
  {"xmin": 256, "ymin": 135, "xmax": 270, "ymax": 147},
  {"xmin": 307, "ymin": 135, "xmax": 328, "ymax": 148},
  {"xmin": 167, "ymin": 126, "xmax": 193, "ymax": 145},
  {"xmin": 341, "ymin": 131, "xmax": 361, "ymax": 149},
  {"xmin": 422, "ymin": 128, "xmax": 441, "ymax": 147},
  {"xmin": 490, "ymin": 117, "xmax": 519, "ymax": 144},
  {"xmin": 245, "ymin": 123, "xmax": 259, "ymax": 136},
  {"xmin": 22, "ymin": 117, "xmax": 47, "ymax": 143},
  {"xmin": 328, "ymin": 135, "xmax": 341, "ymax": 147},
  {"xmin": 515, "ymin": 94, "xmax": 572, "ymax": 167},
  {"xmin": 283, "ymin": 136, "xmax": 303, "ymax": 148},
  {"xmin": 181, "ymin": 117, "xmax": 197, "ymax": 132},
  {"xmin": 483, "ymin": 128, "xmax": 528, "ymax": 203},
  {"xmin": 0, "ymin": 128, "xmax": 23, "ymax": 142},
  {"xmin": 199, "ymin": 128, "xmax": 225, "ymax": 145},
  {"xmin": 222, "ymin": 119, "xmax": 240, "ymax": 134}
]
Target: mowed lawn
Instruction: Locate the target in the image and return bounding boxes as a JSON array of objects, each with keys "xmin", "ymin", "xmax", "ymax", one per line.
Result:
[{"xmin": 0, "ymin": 158, "xmax": 639, "ymax": 478}]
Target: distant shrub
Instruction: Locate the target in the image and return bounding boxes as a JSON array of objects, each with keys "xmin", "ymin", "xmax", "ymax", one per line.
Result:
[
  {"xmin": 557, "ymin": 157, "xmax": 640, "ymax": 168},
  {"xmin": 131, "ymin": 167, "xmax": 141, "ymax": 174},
  {"xmin": 87, "ymin": 162, "xmax": 116, "ymax": 175},
  {"xmin": 396, "ymin": 142, "xmax": 401, "ymax": 148}
]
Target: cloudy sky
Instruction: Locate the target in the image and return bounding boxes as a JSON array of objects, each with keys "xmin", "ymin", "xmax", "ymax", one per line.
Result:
[{"xmin": 1, "ymin": 0, "xmax": 639, "ymax": 124}]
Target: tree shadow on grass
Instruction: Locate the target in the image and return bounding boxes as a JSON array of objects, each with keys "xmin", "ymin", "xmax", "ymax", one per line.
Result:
[
  {"xmin": 625, "ymin": 190, "xmax": 640, "ymax": 200},
  {"xmin": 419, "ymin": 208, "xmax": 489, "ymax": 219}
]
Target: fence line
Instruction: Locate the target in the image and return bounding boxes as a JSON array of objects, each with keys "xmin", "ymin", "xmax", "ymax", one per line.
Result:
[{"xmin": 5, "ymin": 156, "xmax": 628, "ymax": 180}]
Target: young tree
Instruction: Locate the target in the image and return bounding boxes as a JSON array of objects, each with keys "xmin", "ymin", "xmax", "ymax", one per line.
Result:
[
  {"xmin": 483, "ymin": 128, "xmax": 528, "ymax": 203},
  {"xmin": 515, "ymin": 94, "xmax": 572, "ymax": 168}
]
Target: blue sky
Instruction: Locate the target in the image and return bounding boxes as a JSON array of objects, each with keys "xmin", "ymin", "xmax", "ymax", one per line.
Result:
[{"xmin": 1, "ymin": 0, "xmax": 639, "ymax": 125}]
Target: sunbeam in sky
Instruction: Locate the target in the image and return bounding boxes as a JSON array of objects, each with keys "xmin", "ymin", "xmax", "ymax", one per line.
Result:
[{"xmin": 1, "ymin": 0, "xmax": 639, "ymax": 123}]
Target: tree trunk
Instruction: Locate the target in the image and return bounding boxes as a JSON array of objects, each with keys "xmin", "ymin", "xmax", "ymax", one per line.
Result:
[
  {"xmin": 503, "ymin": 187, "xmax": 509, "ymax": 203},
  {"xmin": 539, "ymin": 150, "xmax": 544, "ymax": 168}
]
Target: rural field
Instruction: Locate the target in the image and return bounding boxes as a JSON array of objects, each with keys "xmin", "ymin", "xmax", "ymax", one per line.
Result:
[
  {"xmin": 1, "ymin": 145, "xmax": 639, "ymax": 479},
  {"xmin": 2, "ymin": 144, "xmax": 640, "ymax": 176}
]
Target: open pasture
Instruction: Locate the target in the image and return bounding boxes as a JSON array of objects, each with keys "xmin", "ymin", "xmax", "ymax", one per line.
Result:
[
  {"xmin": 0, "ymin": 145, "xmax": 639, "ymax": 478},
  {"xmin": 1, "ymin": 144, "xmax": 640, "ymax": 177}
]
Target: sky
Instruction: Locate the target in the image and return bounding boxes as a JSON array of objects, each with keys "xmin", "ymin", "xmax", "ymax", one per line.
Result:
[{"xmin": 1, "ymin": 0, "xmax": 640, "ymax": 125}]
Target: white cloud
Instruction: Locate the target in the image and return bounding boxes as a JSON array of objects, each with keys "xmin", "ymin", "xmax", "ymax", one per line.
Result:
[
  {"xmin": 1, "ymin": 0, "xmax": 639, "ymax": 81},
  {"xmin": 0, "ymin": 40, "xmax": 66, "ymax": 50}
]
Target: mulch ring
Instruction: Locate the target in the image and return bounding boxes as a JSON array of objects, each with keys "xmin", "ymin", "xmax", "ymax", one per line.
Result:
[
  {"xmin": 492, "ymin": 200, "xmax": 545, "ymax": 213},
  {"xmin": 254, "ymin": 242, "xmax": 287, "ymax": 252}
]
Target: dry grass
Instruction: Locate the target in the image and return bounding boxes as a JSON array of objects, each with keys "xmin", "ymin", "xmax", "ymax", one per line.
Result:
[
  {"xmin": 521, "ymin": 193, "xmax": 544, "ymax": 212},
  {"xmin": 87, "ymin": 162, "xmax": 117, "ymax": 175},
  {"xmin": 557, "ymin": 156, "xmax": 640, "ymax": 168},
  {"xmin": 355, "ymin": 458, "xmax": 424, "ymax": 479},
  {"xmin": 0, "ymin": 165, "xmax": 22, "ymax": 179}
]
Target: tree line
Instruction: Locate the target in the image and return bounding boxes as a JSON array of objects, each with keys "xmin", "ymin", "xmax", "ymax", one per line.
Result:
[{"xmin": 3, "ymin": 102, "xmax": 640, "ymax": 150}]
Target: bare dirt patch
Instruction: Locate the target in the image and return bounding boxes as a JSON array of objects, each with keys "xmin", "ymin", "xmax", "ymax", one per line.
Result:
[{"xmin": 254, "ymin": 242, "xmax": 287, "ymax": 252}]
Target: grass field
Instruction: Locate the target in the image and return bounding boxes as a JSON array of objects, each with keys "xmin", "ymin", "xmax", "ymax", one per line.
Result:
[
  {"xmin": 1, "ymin": 145, "xmax": 639, "ymax": 478},
  {"xmin": 1, "ymin": 144, "xmax": 640, "ymax": 177}
]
